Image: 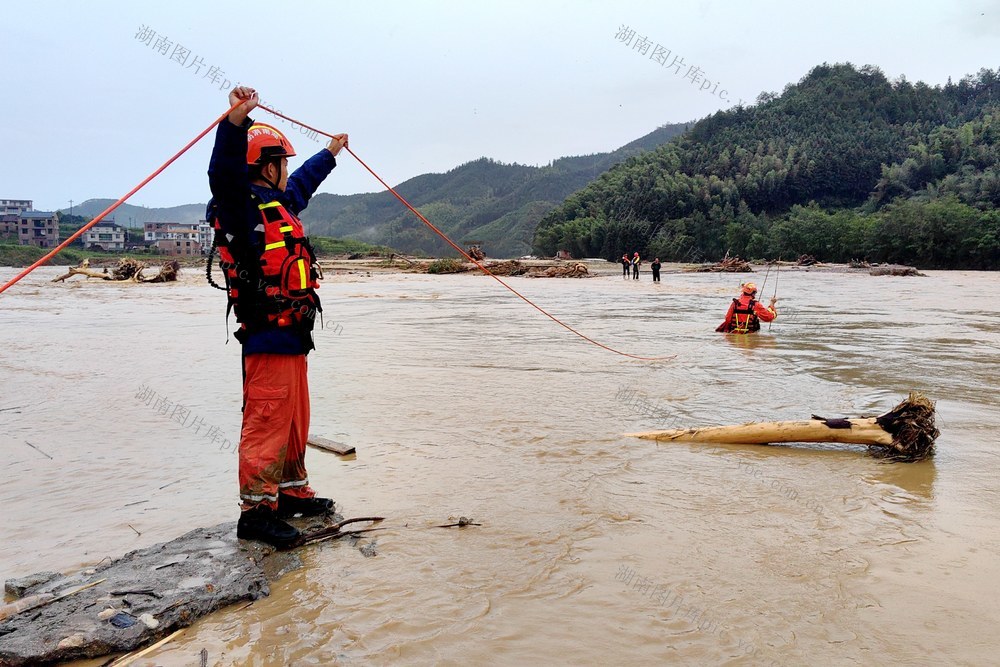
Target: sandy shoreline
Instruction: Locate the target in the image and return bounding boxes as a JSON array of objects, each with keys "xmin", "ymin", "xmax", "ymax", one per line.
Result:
[{"xmin": 6, "ymin": 252, "xmax": 922, "ymax": 279}]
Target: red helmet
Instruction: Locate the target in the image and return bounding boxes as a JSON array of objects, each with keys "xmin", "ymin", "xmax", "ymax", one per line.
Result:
[
  {"xmin": 741, "ymin": 282, "xmax": 758, "ymax": 295},
  {"xmin": 246, "ymin": 123, "xmax": 296, "ymax": 165}
]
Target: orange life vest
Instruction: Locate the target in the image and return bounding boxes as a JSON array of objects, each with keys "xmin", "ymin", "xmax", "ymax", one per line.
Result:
[
  {"xmin": 207, "ymin": 195, "xmax": 322, "ymax": 338},
  {"xmin": 727, "ymin": 296, "xmax": 760, "ymax": 334}
]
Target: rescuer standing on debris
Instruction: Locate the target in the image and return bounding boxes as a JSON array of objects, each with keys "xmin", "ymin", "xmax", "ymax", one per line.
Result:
[
  {"xmin": 207, "ymin": 86, "xmax": 348, "ymax": 547},
  {"xmin": 715, "ymin": 282, "xmax": 777, "ymax": 333}
]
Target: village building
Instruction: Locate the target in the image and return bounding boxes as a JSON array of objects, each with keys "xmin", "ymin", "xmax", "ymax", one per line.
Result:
[
  {"xmin": 0, "ymin": 213, "xmax": 19, "ymax": 240},
  {"xmin": 144, "ymin": 221, "xmax": 212, "ymax": 256},
  {"xmin": 18, "ymin": 211, "xmax": 59, "ymax": 248},
  {"xmin": 82, "ymin": 220, "xmax": 127, "ymax": 251},
  {"xmin": 0, "ymin": 198, "xmax": 33, "ymax": 216}
]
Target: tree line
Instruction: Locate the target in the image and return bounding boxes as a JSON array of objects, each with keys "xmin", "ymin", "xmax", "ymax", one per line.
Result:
[{"xmin": 533, "ymin": 64, "xmax": 1000, "ymax": 269}]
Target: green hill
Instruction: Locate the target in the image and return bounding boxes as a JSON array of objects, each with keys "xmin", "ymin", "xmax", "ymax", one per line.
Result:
[
  {"xmin": 299, "ymin": 123, "xmax": 690, "ymax": 258},
  {"xmin": 71, "ymin": 200, "xmax": 205, "ymax": 228},
  {"xmin": 532, "ymin": 64, "xmax": 1000, "ymax": 269}
]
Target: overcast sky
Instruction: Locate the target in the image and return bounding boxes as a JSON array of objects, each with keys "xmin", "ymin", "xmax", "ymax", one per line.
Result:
[{"xmin": 3, "ymin": 0, "xmax": 998, "ymax": 213}]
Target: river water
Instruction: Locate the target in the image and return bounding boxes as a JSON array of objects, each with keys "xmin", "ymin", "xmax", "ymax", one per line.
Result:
[{"xmin": 1, "ymin": 263, "xmax": 998, "ymax": 665}]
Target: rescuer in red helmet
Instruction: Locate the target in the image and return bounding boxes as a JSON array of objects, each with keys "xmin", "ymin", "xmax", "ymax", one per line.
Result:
[
  {"xmin": 715, "ymin": 282, "xmax": 778, "ymax": 334},
  {"xmin": 207, "ymin": 86, "xmax": 348, "ymax": 547}
]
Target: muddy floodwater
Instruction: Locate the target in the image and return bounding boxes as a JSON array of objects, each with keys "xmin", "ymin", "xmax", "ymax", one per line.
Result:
[{"xmin": 1, "ymin": 263, "xmax": 998, "ymax": 665}]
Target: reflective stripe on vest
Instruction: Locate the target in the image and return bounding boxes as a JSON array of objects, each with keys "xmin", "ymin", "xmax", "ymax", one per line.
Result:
[{"xmin": 730, "ymin": 298, "xmax": 760, "ymax": 333}]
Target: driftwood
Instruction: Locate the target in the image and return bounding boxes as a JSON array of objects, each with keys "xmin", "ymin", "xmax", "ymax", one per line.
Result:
[
  {"xmin": 434, "ymin": 517, "xmax": 482, "ymax": 528},
  {"xmin": 52, "ymin": 259, "xmax": 180, "ymax": 283},
  {"xmin": 142, "ymin": 260, "xmax": 180, "ymax": 283},
  {"xmin": 528, "ymin": 262, "xmax": 589, "ymax": 278},
  {"xmin": 627, "ymin": 393, "xmax": 938, "ymax": 462},
  {"xmin": 289, "ymin": 517, "xmax": 386, "ymax": 549},
  {"xmin": 686, "ymin": 253, "xmax": 752, "ymax": 273}
]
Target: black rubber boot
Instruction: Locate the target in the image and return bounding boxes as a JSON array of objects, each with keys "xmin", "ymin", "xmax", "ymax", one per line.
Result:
[
  {"xmin": 237, "ymin": 505, "xmax": 301, "ymax": 547},
  {"xmin": 277, "ymin": 494, "xmax": 335, "ymax": 518}
]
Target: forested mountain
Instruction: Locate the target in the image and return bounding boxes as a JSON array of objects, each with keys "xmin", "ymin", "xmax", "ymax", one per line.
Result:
[
  {"xmin": 533, "ymin": 64, "xmax": 1000, "ymax": 269},
  {"xmin": 298, "ymin": 123, "xmax": 690, "ymax": 258}
]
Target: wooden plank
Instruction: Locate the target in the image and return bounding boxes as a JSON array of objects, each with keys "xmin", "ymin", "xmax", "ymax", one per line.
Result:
[{"xmin": 307, "ymin": 435, "xmax": 355, "ymax": 455}]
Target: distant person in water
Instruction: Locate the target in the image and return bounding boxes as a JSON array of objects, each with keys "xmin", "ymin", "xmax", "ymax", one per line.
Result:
[
  {"xmin": 621, "ymin": 253, "xmax": 630, "ymax": 279},
  {"xmin": 651, "ymin": 257, "xmax": 661, "ymax": 282},
  {"xmin": 631, "ymin": 252, "xmax": 641, "ymax": 280},
  {"xmin": 715, "ymin": 282, "xmax": 777, "ymax": 334}
]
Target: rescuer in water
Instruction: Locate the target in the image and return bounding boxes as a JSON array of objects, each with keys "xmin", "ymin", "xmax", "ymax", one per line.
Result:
[{"xmin": 715, "ymin": 282, "xmax": 777, "ymax": 333}]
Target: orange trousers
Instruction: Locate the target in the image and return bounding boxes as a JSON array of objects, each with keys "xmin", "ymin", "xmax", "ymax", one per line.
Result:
[{"xmin": 238, "ymin": 353, "xmax": 316, "ymax": 510}]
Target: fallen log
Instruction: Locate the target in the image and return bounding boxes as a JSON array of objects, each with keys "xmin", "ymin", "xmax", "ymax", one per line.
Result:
[{"xmin": 626, "ymin": 392, "xmax": 938, "ymax": 462}]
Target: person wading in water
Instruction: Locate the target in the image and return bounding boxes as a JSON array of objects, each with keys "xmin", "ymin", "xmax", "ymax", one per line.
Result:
[{"xmin": 715, "ymin": 282, "xmax": 777, "ymax": 333}]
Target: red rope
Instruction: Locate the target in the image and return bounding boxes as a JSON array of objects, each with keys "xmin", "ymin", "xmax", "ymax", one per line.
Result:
[
  {"xmin": 0, "ymin": 103, "xmax": 242, "ymax": 296},
  {"xmin": 259, "ymin": 104, "xmax": 673, "ymax": 361}
]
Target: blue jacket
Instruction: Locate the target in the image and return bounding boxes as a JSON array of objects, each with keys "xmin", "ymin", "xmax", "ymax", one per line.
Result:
[{"xmin": 207, "ymin": 117, "xmax": 336, "ymax": 355}]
